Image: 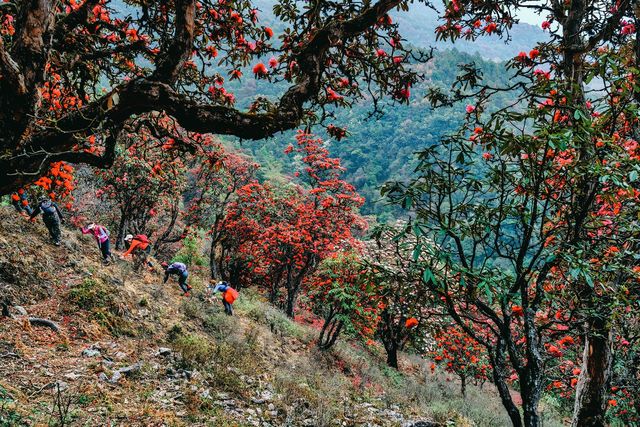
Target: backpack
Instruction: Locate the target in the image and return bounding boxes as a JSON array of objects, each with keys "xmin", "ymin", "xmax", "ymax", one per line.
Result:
[
  {"xmin": 134, "ymin": 234, "xmax": 149, "ymax": 243},
  {"xmin": 41, "ymin": 201, "xmax": 56, "ymax": 216},
  {"xmin": 223, "ymin": 287, "xmax": 239, "ymax": 304}
]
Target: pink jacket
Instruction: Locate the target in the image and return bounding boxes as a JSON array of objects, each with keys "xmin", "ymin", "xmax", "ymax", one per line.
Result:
[{"xmin": 82, "ymin": 225, "xmax": 110, "ymax": 244}]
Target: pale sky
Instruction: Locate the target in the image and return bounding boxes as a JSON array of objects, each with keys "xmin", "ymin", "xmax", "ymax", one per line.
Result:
[{"xmin": 516, "ymin": 6, "xmax": 547, "ymax": 26}]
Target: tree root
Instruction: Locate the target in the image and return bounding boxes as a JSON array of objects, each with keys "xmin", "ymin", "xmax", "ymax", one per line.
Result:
[{"xmin": 28, "ymin": 317, "xmax": 60, "ymax": 333}]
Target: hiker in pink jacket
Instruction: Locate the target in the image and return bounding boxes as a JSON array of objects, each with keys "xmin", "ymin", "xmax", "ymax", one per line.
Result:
[{"xmin": 81, "ymin": 223, "xmax": 113, "ymax": 265}]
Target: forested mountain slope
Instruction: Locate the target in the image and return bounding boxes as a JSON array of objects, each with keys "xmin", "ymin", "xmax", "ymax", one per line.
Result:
[
  {"xmin": 0, "ymin": 209, "xmax": 525, "ymax": 426},
  {"xmin": 231, "ymin": 48, "xmax": 513, "ymax": 218}
]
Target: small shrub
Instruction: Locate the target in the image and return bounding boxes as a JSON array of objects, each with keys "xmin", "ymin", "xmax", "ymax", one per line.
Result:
[
  {"xmin": 203, "ymin": 312, "xmax": 235, "ymax": 340},
  {"xmin": 172, "ymin": 234, "xmax": 207, "ymax": 267},
  {"xmin": 167, "ymin": 324, "xmax": 183, "ymax": 342},
  {"xmin": 67, "ymin": 278, "xmax": 132, "ymax": 336},
  {"xmin": 181, "ymin": 298, "xmax": 208, "ymax": 321},
  {"xmin": 173, "ymin": 334, "xmax": 214, "ymax": 368}
]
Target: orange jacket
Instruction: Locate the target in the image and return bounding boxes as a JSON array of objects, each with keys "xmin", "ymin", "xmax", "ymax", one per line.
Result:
[{"xmin": 123, "ymin": 239, "xmax": 150, "ymax": 257}]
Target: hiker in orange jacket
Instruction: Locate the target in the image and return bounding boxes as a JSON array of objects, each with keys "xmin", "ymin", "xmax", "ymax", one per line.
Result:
[
  {"xmin": 208, "ymin": 281, "xmax": 238, "ymax": 315},
  {"xmin": 121, "ymin": 234, "xmax": 153, "ymax": 269}
]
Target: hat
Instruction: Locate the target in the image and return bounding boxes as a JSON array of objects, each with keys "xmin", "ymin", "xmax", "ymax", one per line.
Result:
[
  {"xmin": 124, "ymin": 234, "xmax": 134, "ymax": 241},
  {"xmin": 86, "ymin": 223, "xmax": 95, "ymax": 230},
  {"xmin": 161, "ymin": 262, "xmax": 169, "ymax": 269}
]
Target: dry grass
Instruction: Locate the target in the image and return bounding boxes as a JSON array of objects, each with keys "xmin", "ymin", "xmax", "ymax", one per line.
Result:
[{"xmin": 0, "ymin": 207, "xmax": 567, "ymax": 427}]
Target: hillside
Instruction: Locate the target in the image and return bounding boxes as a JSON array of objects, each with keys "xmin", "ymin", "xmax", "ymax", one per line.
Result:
[
  {"xmin": 0, "ymin": 208, "xmax": 524, "ymax": 426},
  {"xmin": 229, "ymin": 49, "xmax": 514, "ymax": 219}
]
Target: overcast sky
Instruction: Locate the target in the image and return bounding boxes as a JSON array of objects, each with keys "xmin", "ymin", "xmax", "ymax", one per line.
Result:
[{"xmin": 516, "ymin": 6, "xmax": 547, "ymax": 26}]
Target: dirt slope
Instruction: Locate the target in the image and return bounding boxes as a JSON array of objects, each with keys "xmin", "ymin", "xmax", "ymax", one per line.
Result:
[{"xmin": 0, "ymin": 207, "xmax": 513, "ymax": 426}]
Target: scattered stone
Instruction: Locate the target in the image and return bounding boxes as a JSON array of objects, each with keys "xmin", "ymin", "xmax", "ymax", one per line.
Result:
[
  {"xmin": 63, "ymin": 372, "xmax": 80, "ymax": 380},
  {"xmin": 109, "ymin": 371, "xmax": 122, "ymax": 384},
  {"xmin": 157, "ymin": 347, "xmax": 172, "ymax": 357},
  {"xmin": 52, "ymin": 381, "xmax": 68, "ymax": 392},
  {"xmin": 403, "ymin": 422, "xmax": 440, "ymax": 427},
  {"xmin": 117, "ymin": 362, "xmax": 142, "ymax": 377},
  {"xmin": 82, "ymin": 349, "xmax": 101, "ymax": 358},
  {"xmin": 13, "ymin": 306, "xmax": 27, "ymax": 316},
  {"xmin": 98, "ymin": 373, "xmax": 109, "ymax": 382}
]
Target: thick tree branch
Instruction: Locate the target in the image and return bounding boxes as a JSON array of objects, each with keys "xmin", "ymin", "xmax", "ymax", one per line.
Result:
[
  {"xmin": 151, "ymin": 0, "xmax": 196, "ymax": 83},
  {"xmin": 0, "ymin": 0, "xmax": 404, "ymax": 194},
  {"xmin": 52, "ymin": 0, "xmax": 100, "ymax": 47}
]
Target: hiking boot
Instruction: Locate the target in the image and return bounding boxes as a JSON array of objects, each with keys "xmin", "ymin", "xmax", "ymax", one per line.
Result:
[
  {"xmin": 54, "ymin": 241, "xmax": 61, "ymax": 246},
  {"xmin": 183, "ymin": 292, "xmax": 190, "ymax": 297}
]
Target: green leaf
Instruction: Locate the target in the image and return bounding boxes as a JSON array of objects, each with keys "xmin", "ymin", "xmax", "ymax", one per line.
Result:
[
  {"xmin": 402, "ymin": 195, "xmax": 413, "ymax": 210},
  {"xmin": 583, "ymin": 272, "xmax": 594, "ymax": 288},
  {"xmin": 412, "ymin": 244, "xmax": 423, "ymax": 262},
  {"xmin": 422, "ymin": 268, "xmax": 436, "ymax": 285}
]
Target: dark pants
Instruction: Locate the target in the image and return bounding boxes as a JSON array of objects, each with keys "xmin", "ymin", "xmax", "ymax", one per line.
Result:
[
  {"xmin": 178, "ymin": 272, "xmax": 190, "ymax": 293},
  {"xmin": 99, "ymin": 239, "xmax": 111, "ymax": 261},
  {"xmin": 132, "ymin": 246, "xmax": 152, "ymax": 270},
  {"xmin": 43, "ymin": 214, "xmax": 61, "ymax": 244},
  {"xmin": 223, "ymin": 300, "xmax": 233, "ymax": 316},
  {"xmin": 13, "ymin": 201, "xmax": 33, "ymax": 215}
]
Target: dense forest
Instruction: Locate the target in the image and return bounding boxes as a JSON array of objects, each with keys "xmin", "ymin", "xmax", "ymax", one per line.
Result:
[{"xmin": 231, "ymin": 47, "xmax": 513, "ymax": 218}]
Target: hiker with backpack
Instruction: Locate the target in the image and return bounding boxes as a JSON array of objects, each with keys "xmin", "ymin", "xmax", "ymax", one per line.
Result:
[
  {"xmin": 29, "ymin": 197, "xmax": 64, "ymax": 245},
  {"xmin": 81, "ymin": 223, "xmax": 113, "ymax": 265},
  {"xmin": 162, "ymin": 262, "xmax": 192, "ymax": 296},
  {"xmin": 208, "ymin": 281, "xmax": 238, "ymax": 315},
  {"xmin": 121, "ymin": 234, "xmax": 153, "ymax": 270}
]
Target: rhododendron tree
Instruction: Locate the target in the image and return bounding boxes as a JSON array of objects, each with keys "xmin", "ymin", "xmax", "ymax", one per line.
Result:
[
  {"xmin": 222, "ymin": 132, "xmax": 365, "ymax": 317},
  {"xmin": 183, "ymin": 149, "xmax": 259, "ymax": 280},
  {"xmin": 92, "ymin": 126, "xmax": 188, "ymax": 248},
  {"xmin": 430, "ymin": 323, "xmax": 490, "ymax": 397},
  {"xmin": 366, "ymin": 223, "xmax": 435, "ymax": 369},
  {"xmin": 0, "ymin": 0, "xmax": 426, "ymax": 194},
  {"xmin": 307, "ymin": 250, "xmax": 382, "ymax": 350},
  {"xmin": 384, "ymin": 1, "xmax": 640, "ymax": 425}
]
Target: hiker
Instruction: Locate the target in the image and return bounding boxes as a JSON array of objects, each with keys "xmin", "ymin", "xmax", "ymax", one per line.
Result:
[
  {"xmin": 121, "ymin": 234, "xmax": 153, "ymax": 269},
  {"xmin": 29, "ymin": 197, "xmax": 64, "ymax": 245},
  {"xmin": 162, "ymin": 262, "xmax": 192, "ymax": 296},
  {"xmin": 81, "ymin": 223, "xmax": 113, "ymax": 264},
  {"xmin": 208, "ymin": 281, "xmax": 238, "ymax": 315},
  {"xmin": 11, "ymin": 189, "xmax": 33, "ymax": 216}
]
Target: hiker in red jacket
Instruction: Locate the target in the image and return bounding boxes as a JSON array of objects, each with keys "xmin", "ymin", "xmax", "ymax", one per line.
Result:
[
  {"xmin": 208, "ymin": 281, "xmax": 238, "ymax": 315},
  {"xmin": 121, "ymin": 234, "xmax": 153, "ymax": 270},
  {"xmin": 81, "ymin": 223, "xmax": 113, "ymax": 265}
]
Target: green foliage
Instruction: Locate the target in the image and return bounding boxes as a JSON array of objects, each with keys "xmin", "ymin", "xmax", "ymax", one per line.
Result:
[
  {"xmin": 238, "ymin": 291, "xmax": 312, "ymax": 342},
  {"xmin": 228, "ymin": 48, "xmax": 513, "ymax": 218},
  {"xmin": 67, "ymin": 278, "xmax": 132, "ymax": 336},
  {"xmin": 0, "ymin": 386, "xmax": 25, "ymax": 427},
  {"xmin": 173, "ymin": 334, "xmax": 215, "ymax": 368},
  {"xmin": 172, "ymin": 233, "xmax": 207, "ymax": 267}
]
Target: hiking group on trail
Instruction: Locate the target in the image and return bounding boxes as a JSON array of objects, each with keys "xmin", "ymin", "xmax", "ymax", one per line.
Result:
[
  {"xmin": 8, "ymin": 193, "xmax": 239, "ymax": 313},
  {"xmin": 121, "ymin": 233, "xmax": 153, "ymax": 270},
  {"xmin": 208, "ymin": 281, "xmax": 238, "ymax": 316}
]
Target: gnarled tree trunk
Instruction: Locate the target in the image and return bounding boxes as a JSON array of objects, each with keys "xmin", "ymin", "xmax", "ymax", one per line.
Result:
[{"xmin": 571, "ymin": 315, "xmax": 613, "ymax": 427}]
